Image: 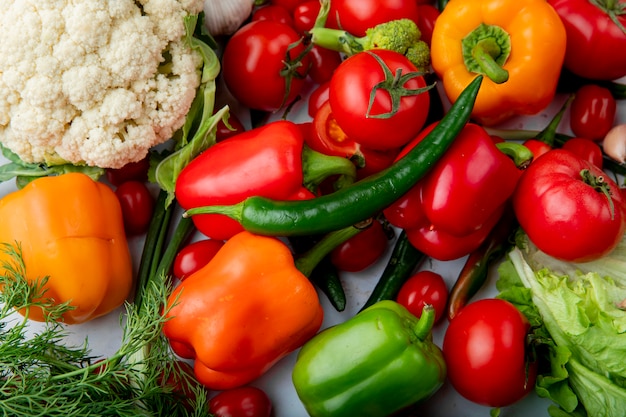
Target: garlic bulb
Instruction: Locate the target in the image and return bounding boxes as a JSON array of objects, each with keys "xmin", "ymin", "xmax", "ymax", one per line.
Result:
[
  {"xmin": 602, "ymin": 124, "xmax": 626, "ymax": 164},
  {"xmin": 203, "ymin": 0, "xmax": 254, "ymax": 36}
]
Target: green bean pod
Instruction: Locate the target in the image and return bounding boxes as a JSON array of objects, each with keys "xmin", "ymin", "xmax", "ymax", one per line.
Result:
[{"xmin": 184, "ymin": 76, "xmax": 484, "ymax": 236}]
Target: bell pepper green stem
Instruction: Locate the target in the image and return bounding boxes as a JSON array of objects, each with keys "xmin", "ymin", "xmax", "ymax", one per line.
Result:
[
  {"xmin": 462, "ymin": 24, "xmax": 511, "ymax": 84},
  {"xmin": 495, "ymin": 142, "xmax": 534, "ymax": 169},
  {"xmin": 471, "ymin": 39, "xmax": 509, "ymax": 84},
  {"xmin": 294, "ymin": 219, "xmax": 372, "ymax": 277},
  {"xmin": 414, "ymin": 304, "xmax": 436, "ymax": 341},
  {"xmin": 302, "ymin": 145, "xmax": 357, "ymax": 191}
]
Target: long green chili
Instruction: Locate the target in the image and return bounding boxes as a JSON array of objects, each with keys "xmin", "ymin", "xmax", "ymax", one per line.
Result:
[{"xmin": 183, "ymin": 75, "xmax": 484, "ymax": 236}]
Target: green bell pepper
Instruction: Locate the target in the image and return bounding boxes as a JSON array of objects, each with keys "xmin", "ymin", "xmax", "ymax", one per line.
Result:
[{"xmin": 292, "ymin": 300, "xmax": 446, "ymax": 417}]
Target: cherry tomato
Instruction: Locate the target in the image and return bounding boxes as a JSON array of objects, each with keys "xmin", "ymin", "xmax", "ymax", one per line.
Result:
[
  {"xmin": 330, "ymin": 219, "xmax": 388, "ymax": 272},
  {"xmin": 209, "ymin": 386, "xmax": 273, "ymax": 417},
  {"xmin": 569, "ymin": 84, "xmax": 616, "ymax": 141},
  {"xmin": 310, "ymin": 100, "xmax": 361, "ymax": 159},
  {"xmin": 329, "ymin": 49, "xmax": 430, "ymax": 151},
  {"xmin": 173, "ymin": 238, "xmax": 225, "ymax": 280},
  {"xmin": 159, "ymin": 360, "xmax": 205, "ymax": 411},
  {"xmin": 114, "ymin": 181, "xmax": 155, "ymax": 236},
  {"xmin": 216, "ymin": 112, "xmax": 246, "ymax": 142},
  {"xmin": 270, "ymin": 0, "xmax": 308, "ymax": 12},
  {"xmin": 307, "ymin": 81, "xmax": 331, "ymax": 118},
  {"xmin": 292, "ymin": 0, "xmax": 321, "ymax": 34},
  {"xmin": 522, "ymin": 138, "xmax": 551, "ymax": 160},
  {"xmin": 416, "ymin": 4, "xmax": 439, "ymax": 45},
  {"xmin": 562, "ymin": 137, "xmax": 603, "ymax": 168},
  {"xmin": 327, "ymin": 0, "xmax": 420, "ymax": 37},
  {"xmin": 105, "ymin": 157, "xmax": 150, "ymax": 186},
  {"xmin": 306, "ymin": 45, "xmax": 343, "ymax": 84},
  {"xmin": 443, "ymin": 298, "xmax": 538, "ymax": 407},
  {"xmin": 396, "ymin": 270, "xmax": 448, "ymax": 323},
  {"xmin": 252, "ymin": 4, "xmax": 294, "ymax": 27},
  {"xmin": 222, "ymin": 20, "xmax": 310, "ymax": 112}
]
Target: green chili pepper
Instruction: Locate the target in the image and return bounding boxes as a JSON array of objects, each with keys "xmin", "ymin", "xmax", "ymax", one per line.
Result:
[
  {"xmin": 183, "ymin": 76, "xmax": 484, "ymax": 237},
  {"xmin": 292, "ymin": 300, "xmax": 446, "ymax": 417}
]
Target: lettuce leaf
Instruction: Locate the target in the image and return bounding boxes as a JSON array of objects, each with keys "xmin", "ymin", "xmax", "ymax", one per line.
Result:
[{"xmin": 497, "ymin": 243, "xmax": 626, "ymax": 417}]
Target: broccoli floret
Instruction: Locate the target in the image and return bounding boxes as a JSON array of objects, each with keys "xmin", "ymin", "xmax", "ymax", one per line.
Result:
[{"xmin": 308, "ymin": 10, "xmax": 430, "ymax": 70}]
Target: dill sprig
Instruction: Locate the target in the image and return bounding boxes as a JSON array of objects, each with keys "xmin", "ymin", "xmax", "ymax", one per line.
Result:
[{"xmin": 0, "ymin": 241, "xmax": 211, "ymax": 417}]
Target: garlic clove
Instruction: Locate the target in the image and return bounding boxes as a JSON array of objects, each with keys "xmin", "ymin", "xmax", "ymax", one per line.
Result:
[
  {"xmin": 203, "ymin": 0, "xmax": 254, "ymax": 36},
  {"xmin": 602, "ymin": 123, "xmax": 626, "ymax": 164}
]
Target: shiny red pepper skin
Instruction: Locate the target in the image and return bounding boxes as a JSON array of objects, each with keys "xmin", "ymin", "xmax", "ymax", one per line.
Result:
[
  {"xmin": 399, "ymin": 123, "xmax": 524, "ymax": 237},
  {"xmin": 175, "ymin": 121, "xmax": 313, "ymax": 240}
]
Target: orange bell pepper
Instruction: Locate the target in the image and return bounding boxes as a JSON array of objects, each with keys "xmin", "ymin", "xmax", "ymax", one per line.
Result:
[
  {"xmin": 0, "ymin": 173, "xmax": 133, "ymax": 324},
  {"xmin": 163, "ymin": 231, "xmax": 324, "ymax": 390},
  {"xmin": 430, "ymin": 0, "xmax": 566, "ymax": 125}
]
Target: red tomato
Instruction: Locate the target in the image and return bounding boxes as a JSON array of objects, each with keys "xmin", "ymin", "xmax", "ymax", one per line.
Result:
[
  {"xmin": 522, "ymin": 138, "xmax": 552, "ymax": 160},
  {"xmin": 569, "ymin": 84, "xmax": 616, "ymax": 141},
  {"xmin": 327, "ymin": 0, "xmax": 420, "ymax": 37},
  {"xmin": 159, "ymin": 360, "xmax": 207, "ymax": 411},
  {"xmin": 105, "ymin": 157, "xmax": 150, "ymax": 186},
  {"xmin": 306, "ymin": 46, "xmax": 343, "ymax": 84},
  {"xmin": 513, "ymin": 149, "xmax": 625, "ymax": 262},
  {"xmin": 329, "ymin": 49, "xmax": 431, "ymax": 151},
  {"xmin": 292, "ymin": 0, "xmax": 321, "ymax": 33},
  {"xmin": 562, "ymin": 137, "xmax": 604, "ymax": 168},
  {"xmin": 330, "ymin": 219, "xmax": 388, "ymax": 272},
  {"xmin": 443, "ymin": 298, "xmax": 537, "ymax": 407},
  {"xmin": 222, "ymin": 20, "xmax": 310, "ymax": 112},
  {"xmin": 173, "ymin": 239, "xmax": 225, "ymax": 280},
  {"xmin": 396, "ymin": 270, "xmax": 448, "ymax": 323},
  {"xmin": 252, "ymin": 4, "xmax": 294, "ymax": 27},
  {"xmin": 416, "ymin": 4, "xmax": 439, "ymax": 45},
  {"xmin": 114, "ymin": 181, "xmax": 155, "ymax": 236},
  {"xmin": 209, "ymin": 386, "xmax": 272, "ymax": 417},
  {"xmin": 270, "ymin": 0, "xmax": 308, "ymax": 12},
  {"xmin": 307, "ymin": 81, "xmax": 330, "ymax": 118},
  {"xmin": 549, "ymin": 0, "xmax": 626, "ymax": 80},
  {"xmin": 310, "ymin": 100, "xmax": 361, "ymax": 159}
]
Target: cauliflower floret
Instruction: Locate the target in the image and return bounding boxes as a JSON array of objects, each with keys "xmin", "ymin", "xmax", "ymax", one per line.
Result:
[{"xmin": 0, "ymin": 0, "xmax": 205, "ymax": 168}]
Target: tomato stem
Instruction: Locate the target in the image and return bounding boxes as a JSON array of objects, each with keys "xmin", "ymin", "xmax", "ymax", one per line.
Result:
[
  {"xmin": 580, "ymin": 169, "xmax": 616, "ymax": 220},
  {"xmin": 365, "ymin": 51, "xmax": 434, "ymax": 119}
]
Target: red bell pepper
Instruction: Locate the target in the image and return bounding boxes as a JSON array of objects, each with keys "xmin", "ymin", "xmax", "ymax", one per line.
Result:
[
  {"xmin": 175, "ymin": 120, "xmax": 356, "ymax": 240},
  {"xmin": 384, "ymin": 123, "xmax": 531, "ymax": 260}
]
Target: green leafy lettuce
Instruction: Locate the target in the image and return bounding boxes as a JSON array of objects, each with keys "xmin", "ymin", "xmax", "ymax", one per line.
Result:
[{"xmin": 496, "ymin": 234, "xmax": 626, "ymax": 417}]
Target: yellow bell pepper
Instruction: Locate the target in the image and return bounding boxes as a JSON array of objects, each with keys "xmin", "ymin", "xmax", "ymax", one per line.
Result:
[
  {"xmin": 0, "ymin": 173, "xmax": 133, "ymax": 324},
  {"xmin": 430, "ymin": 0, "xmax": 566, "ymax": 125}
]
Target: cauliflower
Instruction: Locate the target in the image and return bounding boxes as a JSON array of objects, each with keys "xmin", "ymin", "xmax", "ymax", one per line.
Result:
[{"xmin": 0, "ymin": 0, "xmax": 205, "ymax": 169}]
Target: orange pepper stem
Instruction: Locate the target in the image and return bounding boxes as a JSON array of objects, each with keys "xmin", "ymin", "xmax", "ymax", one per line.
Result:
[
  {"xmin": 294, "ymin": 218, "xmax": 373, "ymax": 277},
  {"xmin": 462, "ymin": 23, "xmax": 511, "ymax": 84}
]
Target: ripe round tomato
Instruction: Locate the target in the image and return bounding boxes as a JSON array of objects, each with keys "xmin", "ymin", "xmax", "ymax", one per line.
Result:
[
  {"xmin": 270, "ymin": 0, "xmax": 308, "ymax": 12},
  {"xmin": 416, "ymin": 4, "xmax": 440, "ymax": 45},
  {"xmin": 252, "ymin": 4, "xmax": 294, "ymax": 27},
  {"xmin": 307, "ymin": 81, "xmax": 330, "ymax": 118},
  {"xmin": 330, "ymin": 219, "xmax": 389, "ymax": 272},
  {"xmin": 292, "ymin": 0, "xmax": 321, "ymax": 34},
  {"xmin": 443, "ymin": 298, "xmax": 537, "ymax": 407},
  {"xmin": 549, "ymin": 0, "xmax": 626, "ymax": 80},
  {"xmin": 105, "ymin": 157, "xmax": 150, "ymax": 186},
  {"xmin": 306, "ymin": 45, "xmax": 343, "ymax": 84},
  {"xmin": 562, "ymin": 137, "xmax": 603, "ymax": 168},
  {"xmin": 513, "ymin": 149, "xmax": 625, "ymax": 262},
  {"xmin": 522, "ymin": 139, "xmax": 552, "ymax": 161},
  {"xmin": 222, "ymin": 20, "xmax": 310, "ymax": 112},
  {"xmin": 216, "ymin": 113, "xmax": 246, "ymax": 142},
  {"xmin": 329, "ymin": 49, "xmax": 430, "ymax": 151},
  {"xmin": 209, "ymin": 386, "xmax": 272, "ymax": 417},
  {"xmin": 569, "ymin": 84, "xmax": 616, "ymax": 141},
  {"xmin": 396, "ymin": 270, "xmax": 448, "ymax": 323},
  {"xmin": 173, "ymin": 238, "xmax": 225, "ymax": 280},
  {"xmin": 327, "ymin": 0, "xmax": 420, "ymax": 37},
  {"xmin": 114, "ymin": 181, "xmax": 155, "ymax": 236}
]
